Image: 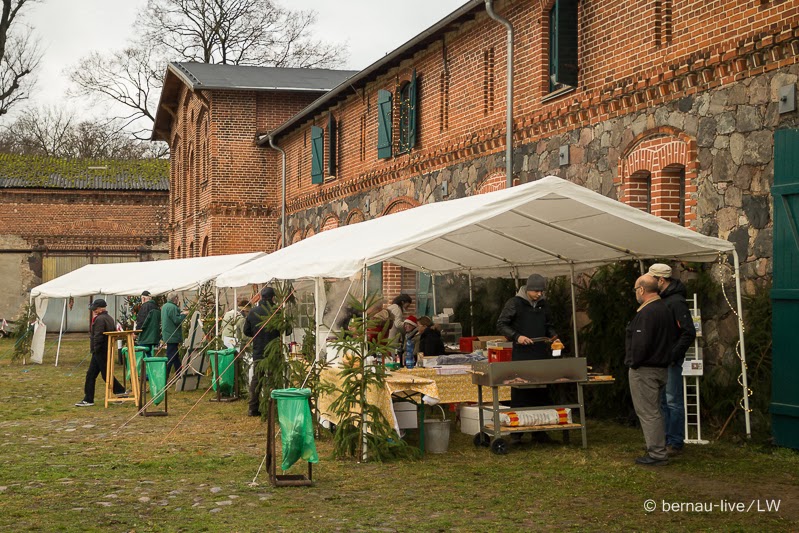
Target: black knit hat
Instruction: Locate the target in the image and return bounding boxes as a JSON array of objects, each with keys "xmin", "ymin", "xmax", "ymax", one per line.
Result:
[{"xmin": 525, "ymin": 274, "xmax": 547, "ymax": 291}]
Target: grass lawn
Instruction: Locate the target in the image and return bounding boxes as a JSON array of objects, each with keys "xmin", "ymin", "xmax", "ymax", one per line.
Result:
[{"xmin": 1, "ymin": 334, "xmax": 797, "ymax": 532}]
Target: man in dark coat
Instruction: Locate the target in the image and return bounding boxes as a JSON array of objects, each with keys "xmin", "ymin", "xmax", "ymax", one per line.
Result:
[
  {"xmin": 136, "ymin": 291, "xmax": 160, "ymax": 354},
  {"xmin": 626, "ymin": 275, "xmax": 679, "ymax": 466},
  {"xmin": 243, "ymin": 287, "xmax": 282, "ymax": 417},
  {"xmin": 648, "ymin": 263, "xmax": 697, "ymax": 455},
  {"xmin": 75, "ymin": 299, "xmax": 126, "ymax": 407},
  {"xmin": 497, "ymin": 273, "xmax": 560, "ymax": 442},
  {"xmin": 135, "ymin": 291, "xmax": 158, "ymax": 331}
]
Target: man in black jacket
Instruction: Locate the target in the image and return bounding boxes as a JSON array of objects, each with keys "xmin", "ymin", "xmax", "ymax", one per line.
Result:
[
  {"xmin": 648, "ymin": 263, "xmax": 697, "ymax": 455},
  {"xmin": 497, "ymin": 274, "xmax": 560, "ymax": 443},
  {"xmin": 243, "ymin": 287, "xmax": 281, "ymax": 417},
  {"xmin": 75, "ymin": 299, "xmax": 126, "ymax": 407},
  {"xmin": 626, "ymin": 275, "xmax": 679, "ymax": 466}
]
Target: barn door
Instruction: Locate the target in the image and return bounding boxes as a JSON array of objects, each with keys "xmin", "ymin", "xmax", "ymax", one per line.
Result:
[{"xmin": 771, "ymin": 129, "xmax": 799, "ymax": 449}]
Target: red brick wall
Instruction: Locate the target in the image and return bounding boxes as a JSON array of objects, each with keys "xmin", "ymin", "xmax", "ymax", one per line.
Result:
[
  {"xmin": 168, "ymin": 87, "xmax": 320, "ymax": 257},
  {"xmin": 0, "ymin": 189, "xmax": 168, "ymax": 252}
]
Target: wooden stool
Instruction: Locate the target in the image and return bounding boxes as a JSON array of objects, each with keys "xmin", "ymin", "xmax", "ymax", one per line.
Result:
[{"xmin": 104, "ymin": 330, "xmax": 141, "ymax": 408}]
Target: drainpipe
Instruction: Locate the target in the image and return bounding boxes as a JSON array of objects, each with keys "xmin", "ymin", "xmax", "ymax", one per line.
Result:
[
  {"xmin": 268, "ymin": 135, "xmax": 287, "ymax": 248},
  {"xmin": 485, "ymin": 0, "xmax": 514, "ymax": 189}
]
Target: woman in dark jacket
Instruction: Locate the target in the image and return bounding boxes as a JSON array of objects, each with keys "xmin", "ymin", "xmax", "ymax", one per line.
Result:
[{"xmin": 416, "ymin": 316, "xmax": 446, "ymax": 356}]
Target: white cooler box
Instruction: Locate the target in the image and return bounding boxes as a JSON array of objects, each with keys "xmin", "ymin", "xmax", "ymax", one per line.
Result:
[
  {"xmin": 459, "ymin": 404, "xmax": 510, "ymax": 435},
  {"xmin": 393, "ymin": 401, "xmax": 419, "ymax": 429}
]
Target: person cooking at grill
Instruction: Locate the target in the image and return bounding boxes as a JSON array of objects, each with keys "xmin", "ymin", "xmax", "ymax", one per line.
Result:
[{"xmin": 497, "ymin": 273, "xmax": 560, "ymax": 443}]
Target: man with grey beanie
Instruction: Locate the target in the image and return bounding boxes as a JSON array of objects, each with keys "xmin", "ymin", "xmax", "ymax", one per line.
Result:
[
  {"xmin": 243, "ymin": 286, "xmax": 282, "ymax": 417},
  {"xmin": 497, "ymin": 273, "xmax": 561, "ymax": 442}
]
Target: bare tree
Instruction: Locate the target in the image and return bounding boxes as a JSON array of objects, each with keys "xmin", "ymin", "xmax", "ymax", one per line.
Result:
[
  {"xmin": 0, "ymin": 105, "xmax": 165, "ymax": 159},
  {"xmin": 0, "ymin": 0, "xmax": 42, "ymax": 116},
  {"xmin": 68, "ymin": 0, "xmax": 347, "ymax": 140},
  {"xmin": 139, "ymin": 0, "xmax": 346, "ymax": 67},
  {"xmin": 69, "ymin": 46, "xmax": 165, "ymax": 141}
]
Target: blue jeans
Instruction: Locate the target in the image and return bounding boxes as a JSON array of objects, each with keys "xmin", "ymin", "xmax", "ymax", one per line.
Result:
[{"xmin": 660, "ymin": 359, "xmax": 684, "ymax": 449}]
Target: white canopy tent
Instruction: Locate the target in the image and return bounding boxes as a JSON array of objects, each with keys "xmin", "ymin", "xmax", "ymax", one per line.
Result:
[
  {"xmin": 29, "ymin": 252, "xmax": 265, "ymax": 365},
  {"xmin": 216, "ymin": 176, "xmax": 750, "ymax": 436}
]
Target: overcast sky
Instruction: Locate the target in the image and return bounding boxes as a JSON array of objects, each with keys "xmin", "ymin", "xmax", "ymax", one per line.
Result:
[{"xmin": 21, "ymin": 0, "xmax": 466, "ymax": 120}]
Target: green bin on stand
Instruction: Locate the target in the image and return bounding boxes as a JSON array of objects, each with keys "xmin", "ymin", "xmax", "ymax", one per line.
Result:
[
  {"xmin": 208, "ymin": 348, "xmax": 237, "ymax": 396},
  {"xmin": 143, "ymin": 357, "xmax": 168, "ymax": 407},
  {"xmin": 123, "ymin": 346, "xmax": 151, "ymax": 382},
  {"xmin": 270, "ymin": 388, "xmax": 319, "ymax": 471}
]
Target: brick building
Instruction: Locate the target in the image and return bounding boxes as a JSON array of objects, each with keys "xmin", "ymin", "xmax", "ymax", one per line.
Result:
[
  {"xmin": 151, "ymin": 62, "xmax": 357, "ymax": 258},
  {"xmin": 159, "ymin": 0, "xmax": 798, "ymax": 356},
  {"xmin": 0, "ymin": 155, "xmax": 169, "ymax": 330}
]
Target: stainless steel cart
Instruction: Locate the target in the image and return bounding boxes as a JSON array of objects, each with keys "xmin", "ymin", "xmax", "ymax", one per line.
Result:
[{"xmin": 471, "ymin": 358, "xmax": 588, "ymax": 454}]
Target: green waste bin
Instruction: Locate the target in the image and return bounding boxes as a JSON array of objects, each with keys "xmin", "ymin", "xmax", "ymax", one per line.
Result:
[
  {"xmin": 270, "ymin": 388, "xmax": 319, "ymax": 471},
  {"xmin": 144, "ymin": 357, "xmax": 168, "ymax": 406},
  {"xmin": 208, "ymin": 348, "xmax": 237, "ymax": 395},
  {"xmin": 123, "ymin": 346, "xmax": 151, "ymax": 381}
]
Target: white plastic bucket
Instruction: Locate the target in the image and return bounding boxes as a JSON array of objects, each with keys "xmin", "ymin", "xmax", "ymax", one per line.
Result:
[{"xmin": 424, "ymin": 405, "xmax": 451, "ymax": 454}]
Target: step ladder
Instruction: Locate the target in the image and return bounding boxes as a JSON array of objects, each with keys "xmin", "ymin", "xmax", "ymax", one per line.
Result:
[{"xmin": 683, "ymin": 294, "xmax": 709, "ymax": 444}]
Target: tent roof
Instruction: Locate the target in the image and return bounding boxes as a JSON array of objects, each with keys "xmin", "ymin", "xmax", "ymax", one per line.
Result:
[
  {"xmin": 216, "ymin": 177, "xmax": 734, "ymax": 287},
  {"xmin": 31, "ymin": 253, "xmax": 264, "ymax": 299}
]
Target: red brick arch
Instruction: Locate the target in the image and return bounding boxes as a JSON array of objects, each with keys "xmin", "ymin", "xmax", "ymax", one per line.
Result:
[
  {"xmin": 321, "ymin": 215, "xmax": 339, "ymax": 232},
  {"xmin": 618, "ymin": 127, "xmax": 697, "ymax": 227},
  {"xmin": 346, "ymin": 209, "xmax": 365, "ymax": 225},
  {"xmin": 476, "ymin": 171, "xmax": 507, "ymax": 194},
  {"xmin": 291, "ymin": 230, "xmax": 302, "ymax": 244},
  {"xmin": 383, "ymin": 196, "xmax": 419, "ymax": 215}
]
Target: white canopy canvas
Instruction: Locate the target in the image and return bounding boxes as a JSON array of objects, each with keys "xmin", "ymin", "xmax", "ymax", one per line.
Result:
[
  {"xmin": 32, "ymin": 252, "xmax": 265, "ymax": 299},
  {"xmin": 29, "ymin": 252, "xmax": 264, "ymax": 364},
  {"xmin": 216, "ymin": 176, "xmax": 735, "ymax": 287}
]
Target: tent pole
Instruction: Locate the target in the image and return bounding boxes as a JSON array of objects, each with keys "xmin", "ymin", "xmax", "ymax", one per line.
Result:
[
  {"xmin": 361, "ymin": 265, "xmax": 369, "ymax": 462},
  {"xmin": 431, "ymin": 273, "xmax": 437, "ymax": 316},
  {"xmin": 638, "ymin": 260, "xmax": 645, "ymax": 275},
  {"xmin": 55, "ymin": 299, "xmax": 67, "ymax": 367},
  {"xmin": 732, "ymin": 250, "xmax": 751, "ymax": 438},
  {"xmin": 569, "ymin": 265, "xmax": 579, "ymax": 358},
  {"xmin": 468, "ymin": 271, "xmax": 474, "ymax": 337},
  {"xmin": 214, "ymin": 286, "xmax": 220, "ymax": 339}
]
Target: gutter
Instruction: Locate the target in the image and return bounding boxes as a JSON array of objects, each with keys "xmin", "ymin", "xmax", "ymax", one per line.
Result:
[
  {"xmin": 485, "ymin": 0, "xmax": 514, "ymax": 189},
  {"xmin": 268, "ymin": 135, "xmax": 287, "ymax": 248}
]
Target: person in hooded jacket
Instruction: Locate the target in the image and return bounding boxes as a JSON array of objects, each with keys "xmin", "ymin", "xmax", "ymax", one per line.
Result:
[
  {"xmin": 243, "ymin": 286, "xmax": 283, "ymax": 417},
  {"xmin": 647, "ymin": 263, "xmax": 697, "ymax": 455},
  {"xmin": 497, "ymin": 274, "xmax": 560, "ymax": 442}
]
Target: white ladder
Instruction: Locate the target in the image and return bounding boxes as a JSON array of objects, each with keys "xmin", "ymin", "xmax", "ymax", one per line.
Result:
[{"xmin": 683, "ymin": 294, "xmax": 709, "ymax": 444}]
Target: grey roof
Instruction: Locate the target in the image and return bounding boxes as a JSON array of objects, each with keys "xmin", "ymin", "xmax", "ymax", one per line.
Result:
[
  {"xmin": 0, "ymin": 175, "xmax": 169, "ymax": 191},
  {"xmin": 169, "ymin": 62, "xmax": 359, "ymax": 92},
  {"xmin": 0, "ymin": 155, "xmax": 169, "ymax": 191}
]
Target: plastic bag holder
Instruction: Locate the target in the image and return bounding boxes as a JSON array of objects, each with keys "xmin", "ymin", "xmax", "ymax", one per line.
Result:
[{"xmin": 266, "ymin": 397, "xmax": 314, "ymax": 487}]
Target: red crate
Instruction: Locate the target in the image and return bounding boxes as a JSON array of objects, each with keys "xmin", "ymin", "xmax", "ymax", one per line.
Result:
[
  {"xmin": 488, "ymin": 347, "xmax": 512, "ymax": 363},
  {"xmin": 459, "ymin": 336, "xmax": 478, "ymax": 353}
]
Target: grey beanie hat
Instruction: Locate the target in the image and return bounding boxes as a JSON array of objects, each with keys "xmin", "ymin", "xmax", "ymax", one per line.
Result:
[
  {"xmin": 260, "ymin": 286, "xmax": 276, "ymax": 301},
  {"xmin": 526, "ymin": 274, "xmax": 547, "ymax": 291}
]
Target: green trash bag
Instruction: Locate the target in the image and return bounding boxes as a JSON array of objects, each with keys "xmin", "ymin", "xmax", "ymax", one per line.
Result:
[
  {"xmin": 208, "ymin": 348, "xmax": 237, "ymax": 395},
  {"xmin": 144, "ymin": 357, "xmax": 168, "ymax": 406},
  {"xmin": 270, "ymin": 388, "xmax": 319, "ymax": 471},
  {"xmin": 123, "ymin": 346, "xmax": 151, "ymax": 381}
]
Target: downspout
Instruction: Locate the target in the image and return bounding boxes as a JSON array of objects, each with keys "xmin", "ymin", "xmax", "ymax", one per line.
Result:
[
  {"xmin": 485, "ymin": 0, "xmax": 514, "ymax": 188},
  {"xmin": 268, "ymin": 135, "xmax": 287, "ymax": 248}
]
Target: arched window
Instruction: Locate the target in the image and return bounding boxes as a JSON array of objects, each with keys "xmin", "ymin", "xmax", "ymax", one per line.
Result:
[
  {"xmin": 661, "ymin": 164, "xmax": 686, "ymax": 226},
  {"xmin": 628, "ymin": 170, "xmax": 652, "ymax": 213},
  {"xmin": 201, "ymin": 236, "xmax": 209, "ymax": 257}
]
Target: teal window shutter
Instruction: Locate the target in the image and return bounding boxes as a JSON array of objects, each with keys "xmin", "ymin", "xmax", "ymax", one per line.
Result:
[
  {"xmin": 409, "ymin": 69, "xmax": 418, "ymax": 149},
  {"xmin": 327, "ymin": 114, "xmax": 337, "ymax": 176},
  {"xmin": 377, "ymin": 89, "xmax": 393, "ymax": 159},
  {"xmin": 416, "ymin": 271, "xmax": 432, "ymax": 317},
  {"xmin": 550, "ymin": 0, "xmax": 578, "ymax": 90},
  {"xmin": 311, "ymin": 125, "xmax": 323, "ymax": 184}
]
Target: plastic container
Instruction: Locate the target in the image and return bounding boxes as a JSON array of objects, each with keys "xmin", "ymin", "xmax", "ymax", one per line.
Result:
[
  {"xmin": 404, "ymin": 338, "xmax": 415, "ymax": 369},
  {"xmin": 424, "ymin": 405, "xmax": 451, "ymax": 454},
  {"xmin": 488, "ymin": 346, "xmax": 512, "ymax": 363},
  {"xmin": 459, "ymin": 336, "xmax": 478, "ymax": 353}
]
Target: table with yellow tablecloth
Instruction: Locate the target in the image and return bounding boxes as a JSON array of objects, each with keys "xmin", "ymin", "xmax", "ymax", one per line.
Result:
[
  {"xmin": 394, "ymin": 367, "xmax": 511, "ymax": 403},
  {"xmin": 317, "ymin": 368, "xmax": 440, "ymax": 434}
]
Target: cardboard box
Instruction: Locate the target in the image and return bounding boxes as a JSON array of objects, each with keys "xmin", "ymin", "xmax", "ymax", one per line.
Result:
[
  {"xmin": 460, "ymin": 404, "xmax": 510, "ymax": 434},
  {"xmin": 471, "ymin": 335, "xmax": 507, "ymax": 351},
  {"xmin": 393, "ymin": 401, "xmax": 418, "ymax": 429}
]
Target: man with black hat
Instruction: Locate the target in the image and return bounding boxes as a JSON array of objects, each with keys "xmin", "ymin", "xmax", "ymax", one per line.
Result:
[
  {"xmin": 243, "ymin": 286, "xmax": 282, "ymax": 417},
  {"xmin": 135, "ymin": 291, "xmax": 160, "ymax": 354},
  {"xmin": 75, "ymin": 299, "xmax": 126, "ymax": 407},
  {"xmin": 497, "ymin": 274, "xmax": 560, "ymax": 442}
]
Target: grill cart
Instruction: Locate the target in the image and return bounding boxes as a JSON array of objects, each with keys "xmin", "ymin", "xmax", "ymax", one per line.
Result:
[{"xmin": 471, "ymin": 358, "xmax": 588, "ymax": 454}]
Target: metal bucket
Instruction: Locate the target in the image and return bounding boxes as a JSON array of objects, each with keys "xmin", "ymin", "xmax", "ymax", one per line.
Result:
[{"xmin": 424, "ymin": 405, "xmax": 451, "ymax": 454}]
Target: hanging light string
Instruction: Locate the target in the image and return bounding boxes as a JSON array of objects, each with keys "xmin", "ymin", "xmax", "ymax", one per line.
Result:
[{"xmin": 717, "ymin": 253, "xmax": 752, "ymax": 413}]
